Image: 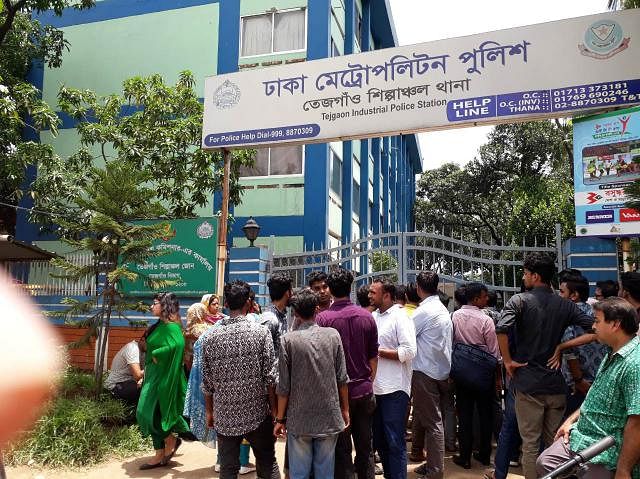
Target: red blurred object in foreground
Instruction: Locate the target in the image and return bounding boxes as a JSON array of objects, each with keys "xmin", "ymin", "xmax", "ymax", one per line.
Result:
[{"xmin": 0, "ymin": 270, "xmax": 62, "ymax": 448}]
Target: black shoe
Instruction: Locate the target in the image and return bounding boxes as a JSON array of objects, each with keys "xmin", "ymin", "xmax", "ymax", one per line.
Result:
[
  {"xmin": 414, "ymin": 463, "xmax": 427, "ymax": 475},
  {"xmin": 452, "ymin": 455, "xmax": 471, "ymax": 469},
  {"xmin": 473, "ymin": 452, "xmax": 491, "ymax": 466}
]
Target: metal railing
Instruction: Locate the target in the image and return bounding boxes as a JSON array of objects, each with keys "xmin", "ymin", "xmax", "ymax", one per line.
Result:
[
  {"xmin": 273, "ymin": 226, "xmax": 562, "ymax": 305},
  {"xmin": 4, "ymin": 252, "xmax": 96, "ymax": 296}
]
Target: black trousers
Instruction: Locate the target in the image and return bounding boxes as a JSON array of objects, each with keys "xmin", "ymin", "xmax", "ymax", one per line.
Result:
[
  {"xmin": 335, "ymin": 393, "xmax": 376, "ymax": 479},
  {"xmin": 111, "ymin": 379, "xmax": 140, "ymax": 407},
  {"xmin": 456, "ymin": 382, "xmax": 494, "ymax": 463},
  {"xmin": 217, "ymin": 415, "xmax": 278, "ymax": 479}
]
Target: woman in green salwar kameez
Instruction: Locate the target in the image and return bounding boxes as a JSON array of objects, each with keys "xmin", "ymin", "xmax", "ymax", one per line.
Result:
[{"xmin": 136, "ymin": 292, "xmax": 189, "ymax": 469}]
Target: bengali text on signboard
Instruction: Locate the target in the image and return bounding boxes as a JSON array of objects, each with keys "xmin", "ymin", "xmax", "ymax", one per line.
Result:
[
  {"xmin": 202, "ymin": 10, "xmax": 640, "ymax": 150},
  {"xmin": 122, "ymin": 218, "xmax": 218, "ymax": 296}
]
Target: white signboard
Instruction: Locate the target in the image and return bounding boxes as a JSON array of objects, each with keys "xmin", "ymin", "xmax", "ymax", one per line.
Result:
[{"xmin": 202, "ymin": 10, "xmax": 640, "ymax": 150}]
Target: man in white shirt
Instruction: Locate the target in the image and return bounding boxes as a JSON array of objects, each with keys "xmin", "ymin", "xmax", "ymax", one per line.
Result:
[
  {"xmin": 411, "ymin": 271, "xmax": 453, "ymax": 479},
  {"xmin": 369, "ymin": 279, "xmax": 417, "ymax": 479},
  {"xmin": 104, "ymin": 337, "xmax": 145, "ymax": 406}
]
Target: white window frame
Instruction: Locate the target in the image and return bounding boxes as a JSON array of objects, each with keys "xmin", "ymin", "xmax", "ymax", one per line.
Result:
[
  {"xmin": 239, "ymin": 7, "xmax": 308, "ymax": 59},
  {"xmin": 331, "ymin": 5, "xmax": 345, "ymax": 40},
  {"xmin": 239, "ymin": 146, "xmax": 305, "ymax": 179}
]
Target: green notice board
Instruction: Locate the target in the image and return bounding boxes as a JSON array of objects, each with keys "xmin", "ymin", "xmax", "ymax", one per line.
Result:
[{"xmin": 123, "ymin": 217, "xmax": 218, "ymax": 296}]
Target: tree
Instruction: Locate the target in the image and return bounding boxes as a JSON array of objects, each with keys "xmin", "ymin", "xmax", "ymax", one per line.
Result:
[
  {"xmin": 0, "ymin": 0, "xmax": 93, "ymax": 233},
  {"xmin": 415, "ymin": 120, "xmax": 574, "ymax": 245},
  {"xmin": 48, "ymin": 161, "xmax": 172, "ymax": 393},
  {"xmin": 607, "ymin": 0, "xmax": 640, "ymax": 9},
  {"xmin": 32, "ymin": 73, "xmax": 253, "ymax": 392},
  {"xmin": 371, "ymin": 250, "xmax": 398, "ymax": 282},
  {"xmin": 32, "ymin": 71, "xmax": 253, "ymax": 221}
]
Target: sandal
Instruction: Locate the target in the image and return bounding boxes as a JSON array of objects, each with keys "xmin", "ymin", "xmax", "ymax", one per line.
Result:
[{"xmin": 162, "ymin": 437, "xmax": 182, "ymax": 465}]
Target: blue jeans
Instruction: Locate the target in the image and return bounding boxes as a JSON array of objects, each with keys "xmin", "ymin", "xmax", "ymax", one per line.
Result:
[
  {"xmin": 373, "ymin": 391, "xmax": 410, "ymax": 479},
  {"xmin": 494, "ymin": 384, "xmax": 522, "ymax": 479},
  {"xmin": 287, "ymin": 433, "xmax": 339, "ymax": 479}
]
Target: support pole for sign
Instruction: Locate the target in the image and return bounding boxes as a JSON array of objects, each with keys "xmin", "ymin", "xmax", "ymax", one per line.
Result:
[{"xmin": 217, "ymin": 149, "xmax": 232, "ymax": 297}]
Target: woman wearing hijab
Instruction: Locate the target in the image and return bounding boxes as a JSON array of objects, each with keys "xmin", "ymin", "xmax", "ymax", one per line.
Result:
[
  {"xmin": 136, "ymin": 292, "xmax": 189, "ymax": 469},
  {"xmin": 183, "ymin": 302, "xmax": 209, "ymax": 373},
  {"xmin": 205, "ymin": 294, "xmax": 225, "ymax": 324}
]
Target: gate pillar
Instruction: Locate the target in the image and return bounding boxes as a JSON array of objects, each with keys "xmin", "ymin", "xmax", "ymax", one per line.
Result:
[
  {"xmin": 563, "ymin": 237, "xmax": 618, "ymax": 294},
  {"xmin": 228, "ymin": 246, "xmax": 271, "ymax": 306}
]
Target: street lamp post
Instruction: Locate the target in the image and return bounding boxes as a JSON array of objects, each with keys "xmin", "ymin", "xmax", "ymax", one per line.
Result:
[{"xmin": 242, "ymin": 217, "xmax": 261, "ymax": 247}]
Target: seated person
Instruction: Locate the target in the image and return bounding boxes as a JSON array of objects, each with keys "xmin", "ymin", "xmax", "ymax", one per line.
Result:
[
  {"xmin": 537, "ymin": 297, "xmax": 640, "ymax": 479},
  {"xmin": 104, "ymin": 335, "xmax": 145, "ymax": 406}
]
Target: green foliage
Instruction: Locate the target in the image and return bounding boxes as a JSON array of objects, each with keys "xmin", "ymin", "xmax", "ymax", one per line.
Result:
[
  {"xmin": 0, "ymin": 0, "xmax": 94, "ymax": 233},
  {"xmin": 58, "ymin": 368, "xmax": 98, "ymax": 398},
  {"xmin": 33, "ymin": 71, "xmax": 254, "ymax": 220},
  {"xmin": 625, "ymin": 179, "xmax": 640, "ymax": 212},
  {"xmin": 415, "ymin": 120, "xmax": 574, "ymax": 244},
  {"xmin": 5, "ymin": 370, "xmax": 150, "ymax": 468},
  {"xmin": 371, "ymin": 251, "xmax": 398, "ymax": 282}
]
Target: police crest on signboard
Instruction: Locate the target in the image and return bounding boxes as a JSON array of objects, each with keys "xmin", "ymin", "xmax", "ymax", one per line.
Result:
[
  {"xmin": 213, "ymin": 80, "xmax": 241, "ymax": 110},
  {"xmin": 579, "ymin": 20, "xmax": 630, "ymax": 59},
  {"xmin": 197, "ymin": 221, "xmax": 214, "ymax": 239}
]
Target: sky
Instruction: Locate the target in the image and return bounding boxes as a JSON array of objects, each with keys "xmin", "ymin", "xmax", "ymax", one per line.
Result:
[{"xmin": 387, "ymin": 0, "xmax": 610, "ymax": 171}]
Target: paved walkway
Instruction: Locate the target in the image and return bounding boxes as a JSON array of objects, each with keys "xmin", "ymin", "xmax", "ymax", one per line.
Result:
[{"xmin": 7, "ymin": 439, "xmax": 524, "ymax": 479}]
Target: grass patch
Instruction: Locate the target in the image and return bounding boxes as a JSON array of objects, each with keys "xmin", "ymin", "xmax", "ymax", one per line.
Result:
[{"xmin": 5, "ymin": 369, "xmax": 151, "ymax": 468}]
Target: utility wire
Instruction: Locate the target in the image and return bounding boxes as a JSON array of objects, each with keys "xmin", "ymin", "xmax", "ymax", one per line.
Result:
[{"xmin": 0, "ymin": 200, "xmax": 82, "ymax": 220}]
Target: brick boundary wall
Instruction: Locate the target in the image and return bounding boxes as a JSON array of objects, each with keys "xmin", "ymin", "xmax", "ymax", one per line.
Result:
[{"xmin": 55, "ymin": 325, "xmax": 147, "ymax": 371}]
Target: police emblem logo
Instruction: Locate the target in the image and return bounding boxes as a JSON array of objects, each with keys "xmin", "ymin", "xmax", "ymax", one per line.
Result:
[
  {"xmin": 591, "ymin": 23, "xmax": 615, "ymax": 42},
  {"xmin": 213, "ymin": 80, "xmax": 241, "ymax": 110},
  {"xmin": 579, "ymin": 19, "xmax": 630, "ymax": 60},
  {"xmin": 197, "ymin": 221, "xmax": 214, "ymax": 239}
]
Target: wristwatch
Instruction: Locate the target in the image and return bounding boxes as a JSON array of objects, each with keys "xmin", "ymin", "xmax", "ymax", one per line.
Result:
[{"xmin": 275, "ymin": 417, "xmax": 287, "ymax": 424}]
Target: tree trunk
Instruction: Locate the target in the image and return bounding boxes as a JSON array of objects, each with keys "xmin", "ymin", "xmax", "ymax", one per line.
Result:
[
  {"xmin": 0, "ymin": 1, "xmax": 28, "ymax": 47},
  {"xmin": 94, "ymin": 252, "xmax": 115, "ymax": 397}
]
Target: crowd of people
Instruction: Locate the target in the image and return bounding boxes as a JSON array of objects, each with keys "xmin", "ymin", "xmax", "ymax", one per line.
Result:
[{"xmin": 103, "ymin": 252, "xmax": 640, "ymax": 479}]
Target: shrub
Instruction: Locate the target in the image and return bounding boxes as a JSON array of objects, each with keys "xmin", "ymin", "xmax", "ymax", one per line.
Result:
[
  {"xmin": 58, "ymin": 368, "xmax": 98, "ymax": 398},
  {"xmin": 5, "ymin": 372, "xmax": 151, "ymax": 467}
]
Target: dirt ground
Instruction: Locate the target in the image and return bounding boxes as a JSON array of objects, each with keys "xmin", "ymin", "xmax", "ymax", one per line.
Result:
[{"xmin": 6, "ymin": 438, "xmax": 525, "ymax": 479}]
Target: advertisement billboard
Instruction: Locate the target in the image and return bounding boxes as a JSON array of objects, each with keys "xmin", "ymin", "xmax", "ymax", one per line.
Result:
[
  {"xmin": 574, "ymin": 105, "xmax": 640, "ymax": 237},
  {"xmin": 121, "ymin": 218, "xmax": 218, "ymax": 296},
  {"xmin": 202, "ymin": 10, "xmax": 640, "ymax": 150}
]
